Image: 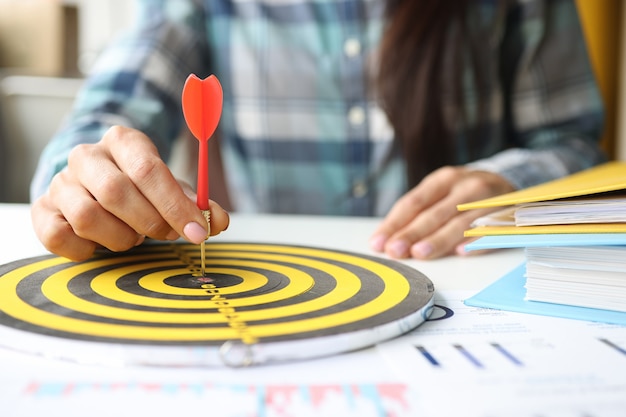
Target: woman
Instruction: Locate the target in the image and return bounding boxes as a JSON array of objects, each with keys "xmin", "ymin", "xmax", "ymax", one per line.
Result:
[{"xmin": 30, "ymin": 0, "xmax": 605, "ymax": 261}]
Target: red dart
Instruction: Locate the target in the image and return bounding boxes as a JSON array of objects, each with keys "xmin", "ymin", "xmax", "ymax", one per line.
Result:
[{"xmin": 181, "ymin": 74, "xmax": 223, "ymax": 210}]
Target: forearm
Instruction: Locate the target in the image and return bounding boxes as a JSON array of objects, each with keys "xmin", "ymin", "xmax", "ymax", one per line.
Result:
[{"xmin": 467, "ymin": 136, "xmax": 607, "ymax": 190}]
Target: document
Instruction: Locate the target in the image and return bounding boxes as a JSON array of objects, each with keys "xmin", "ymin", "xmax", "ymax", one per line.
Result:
[
  {"xmin": 460, "ymin": 161, "xmax": 626, "ymax": 235},
  {"xmin": 378, "ymin": 290, "xmax": 626, "ymax": 417},
  {"xmin": 472, "ymin": 195, "xmax": 626, "ymax": 227},
  {"xmin": 458, "ymin": 161, "xmax": 626, "ymax": 211},
  {"xmin": 525, "ymin": 246, "xmax": 626, "ymax": 312},
  {"xmin": 465, "ymin": 235, "xmax": 626, "ymax": 314},
  {"xmin": 514, "ymin": 195, "xmax": 626, "ymax": 226}
]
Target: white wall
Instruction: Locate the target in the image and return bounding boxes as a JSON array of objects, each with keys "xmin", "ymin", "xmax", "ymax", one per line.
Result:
[
  {"xmin": 64, "ymin": 0, "xmax": 137, "ymax": 74},
  {"xmin": 0, "ymin": 1, "xmax": 137, "ymax": 202}
]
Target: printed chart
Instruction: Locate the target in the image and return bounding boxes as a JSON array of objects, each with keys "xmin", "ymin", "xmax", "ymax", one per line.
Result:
[{"xmin": 378, "ymin": 291, "xmax": 626, "ymax": 417}]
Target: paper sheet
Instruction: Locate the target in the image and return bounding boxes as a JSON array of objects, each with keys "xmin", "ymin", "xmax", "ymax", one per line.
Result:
[
  {"xmin": 377, "ymin": 290, "xmax": 626, "ymax": 417},
  {"xmin": 0, "ymin": 345, "xmax": 421, "ymax": 417}
]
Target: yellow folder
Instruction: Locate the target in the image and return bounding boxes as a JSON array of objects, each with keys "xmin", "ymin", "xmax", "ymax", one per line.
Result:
[
  {"xmin": 457, "ymin": 161, "xmax": 626, "ymax": 236},
  {"xmin": 464, "ymin": 223, "xmax": 626, "ymax": 237}
]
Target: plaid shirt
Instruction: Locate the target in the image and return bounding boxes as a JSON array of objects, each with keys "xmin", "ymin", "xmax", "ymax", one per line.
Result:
[{"xmin": 31, "ymin": 0, "xmax": 605, "ymax": 216}]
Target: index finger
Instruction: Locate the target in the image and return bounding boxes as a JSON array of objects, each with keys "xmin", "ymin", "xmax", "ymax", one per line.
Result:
[
  {"xmin": 370, "ymin": 167, "xmax": 462, "ymax": 247},
  {"xmin": 105, "ymin": 126, "xmax": 209, "ymax": 244}
]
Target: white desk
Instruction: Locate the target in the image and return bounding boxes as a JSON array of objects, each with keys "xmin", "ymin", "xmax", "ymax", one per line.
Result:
[
  {"xmin": 0, "ymin": 203, "xmax": 525, "ymax": 290},
  {"xmin": 2, "ymin": 203, "xmax": 625, "ymax": 417}
]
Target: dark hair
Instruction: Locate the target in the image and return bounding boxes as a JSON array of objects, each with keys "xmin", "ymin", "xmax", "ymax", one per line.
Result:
[{"xmin": 378, "ymin": 0, "xmax": 490, "ymax": 187}]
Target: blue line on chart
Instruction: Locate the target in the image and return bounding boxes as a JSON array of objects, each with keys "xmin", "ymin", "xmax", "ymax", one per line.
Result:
[
  {"xmin": 415, "ymin": 345, "xmax": 440, "ymax": 367},
  {"xmin": 599, "ymin": 338, "xmax": 626, "ymax": 356},
  {"xmin": 491, "ymin": 343, "xmax": 523, "ymax": 366},
  {"xmin": 453, "ymin": 344, "xmax": 483, "ymax": 368}
]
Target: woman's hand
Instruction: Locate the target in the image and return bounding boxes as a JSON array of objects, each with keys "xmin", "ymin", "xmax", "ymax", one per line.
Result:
[
  {"xmin": 31, "ymin": 125, "xmax": 230, "ymax": 261},
  {"xmin": 369, "ymin": 166, "xmax": 514, "ymax": 260}
]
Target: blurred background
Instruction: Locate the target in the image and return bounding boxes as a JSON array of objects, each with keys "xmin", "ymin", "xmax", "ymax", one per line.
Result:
[
  {"xmin": 0, "ymin": 0, "xmax": 623, "ymax": 203},
  {"xmin": 0, "ymin": 0, "xmax": 134, "ymax": 203}
]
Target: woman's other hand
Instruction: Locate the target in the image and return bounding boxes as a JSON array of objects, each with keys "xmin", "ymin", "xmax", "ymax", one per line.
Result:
[{"xmin": 369, "ymin": 166, "xmax": 514, "ymax": 260}]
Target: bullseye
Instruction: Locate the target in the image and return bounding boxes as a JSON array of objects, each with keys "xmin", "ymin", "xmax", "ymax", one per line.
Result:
[{"xmin": 0, "ymin": 242, "xmax": 434, "ymax": 367}]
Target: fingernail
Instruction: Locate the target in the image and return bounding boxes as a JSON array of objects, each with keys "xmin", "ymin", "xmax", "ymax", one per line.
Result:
[
  {"xmin": 369, "ymin": 234, "xmax": 387, "ymax": 252},
  {"xmin": 135, "ymin": 235, "xmax": 146, "ymax": 246},
  {"xmin": 411, "ymin": 241, "xmax": 433, "ymax": 259},
  {"xmin": 388, "ymin": 240, "xmax": 409, "ymax": 258},
  {"xmin": 456, "ymin": 243, "xmax": 468, "ymax": 256},
  {"xmin": 183, "ymin": 221, "xmax": 208, "ymax": 244}
]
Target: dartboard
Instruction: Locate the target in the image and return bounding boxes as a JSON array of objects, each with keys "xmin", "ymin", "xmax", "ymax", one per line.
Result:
[{"xmin": 0, "ymin": 242, "xmax": 434, "ymax": 367}]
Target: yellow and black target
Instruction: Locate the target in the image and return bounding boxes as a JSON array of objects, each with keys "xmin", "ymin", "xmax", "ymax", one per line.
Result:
[{"xmin": 0, "ymin": 242, "xmax": 434, "ymax": 366}]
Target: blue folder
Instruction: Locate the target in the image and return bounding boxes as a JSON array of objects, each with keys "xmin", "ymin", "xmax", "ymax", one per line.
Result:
[
  {"xmin": 465, "ymin": 233, "xmax": 626, "ymax": 250},
  {"xmin": 463, "ymin": 234, "xmax": 626, "ymax": 326}
]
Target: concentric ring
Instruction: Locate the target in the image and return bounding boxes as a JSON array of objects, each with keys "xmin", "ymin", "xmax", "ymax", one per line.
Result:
[{"xmin": 0, "ymin": 242, "xmax": 434, "ymax": 366}]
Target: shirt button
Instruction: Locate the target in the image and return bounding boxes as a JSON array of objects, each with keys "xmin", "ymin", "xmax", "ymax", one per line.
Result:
[
  {"xmin": 352, "ymin": 181, "xmax": 368, "ymax": 198},
  {"xmin": 348, "ymin": 105, "xmax": 365, "ymax": 125},
  {"xmin": 344, "ymin": 38, "xmax": 361, "ymax": 58}
]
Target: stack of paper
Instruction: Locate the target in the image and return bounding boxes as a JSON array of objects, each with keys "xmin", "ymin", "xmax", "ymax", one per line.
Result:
[
  {"xmin": 457, "ymin": 161, "xmax": 626, "ymax": 319},
  {"xmin": 514, "ymin": 195, "xmax": 626, "ymax": 226},
  {"xmin": 525, "ymin": 246, "xmax": 626, "ymax": 312},
  {"xmin": 474, "ymin": 194, "xmax": 626, "ymax": 227}
]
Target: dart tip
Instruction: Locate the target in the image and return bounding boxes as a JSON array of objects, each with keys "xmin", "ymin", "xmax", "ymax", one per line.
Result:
[{"xmin": 200, "ymin": 210, "xmax": 210, "ymax": 277}]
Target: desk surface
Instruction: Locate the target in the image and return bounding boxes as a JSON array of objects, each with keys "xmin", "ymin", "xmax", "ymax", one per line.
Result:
[
  {"xmin": 1, "ymin": 203, "xmax": 625, "ymax": 417},
  {"xmin": 1, "ymin": 203, "xmax": 524, "ymax": 291}
]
